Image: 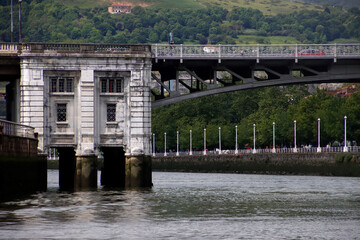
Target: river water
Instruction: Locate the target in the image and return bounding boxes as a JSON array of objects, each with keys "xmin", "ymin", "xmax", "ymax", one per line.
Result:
[{"xmin": 0, "ymin": 170, "xmax": 359, "ymax": 239}]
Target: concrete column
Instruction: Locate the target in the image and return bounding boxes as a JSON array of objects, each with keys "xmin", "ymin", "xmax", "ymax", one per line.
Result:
[
  {"xmin": 75, "ymin": 154, "xmax": 98, "ymax": 191},
  {"xmin": 125, "ymin": 154, "xmax": 152, "ymax": 188}
]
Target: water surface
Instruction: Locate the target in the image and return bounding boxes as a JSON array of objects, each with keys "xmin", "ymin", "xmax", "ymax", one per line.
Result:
[{"xmin": 0, "ymin": 170, "xmax": 359, "ymax": 239}]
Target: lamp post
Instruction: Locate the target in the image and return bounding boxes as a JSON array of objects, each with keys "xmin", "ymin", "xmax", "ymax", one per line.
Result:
[
  {"xmin": 176, "ymin": 131, "xmax": 179, "ymax": 156},
  {"xmin": 152, "ymin": 133, "xmax": 155, "ymax": 157},
  {"xmin": 18, "ymin": 0, "xmax": 22, "ymax": 43},
  {"xmin": 189, "ymin": 129, "xmax": 192, "ymax": 155},
  {"xmin": 219, "ymin": 127, "xmax": 221, "ymax": 154},
  {"xmin": 317, "ymin": 118, "xmax": 321, "ymax": 152},
  {"xmin": 11, "ymin": 0, "xmax": 14, "ymax": 42},
  {"xmin": 344, "ymin": 116, "xmax": 348, "ymax": 152},
  {"xmin": 235, "ymin": 125, "xmax": 238, "ymax": 154},
  {"xmin": 272, "ymin": 122, "xmax": 276, "ymax": 153},
  {"xmin": 204, "ymin": 128, "xmax": 206, "ymax": 155},
  {"xmin": 293, "ymin": 120, "xmax": 297, "ymax": 153},
  {"xmin": 253, "ymin": 124, "xmax": 256, "ymax": 154},
  {"xmin": 164, "ymin": 132, "xmax": 167, "ymax": 156}
]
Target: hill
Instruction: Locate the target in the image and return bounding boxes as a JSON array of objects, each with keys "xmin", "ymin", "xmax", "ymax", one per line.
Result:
[
  {"xmin": 296, "ymin": 0, "xmax": 360, "ymax": 9},
  {"xmin": 57, "ymin": 0, "xmax": 323, "ymax": 14}
]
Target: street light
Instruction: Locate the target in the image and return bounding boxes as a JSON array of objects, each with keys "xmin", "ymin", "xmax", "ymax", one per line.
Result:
[
  {"xmin": 293, "ymin": 120, "xmax": 297, "ymax": 153},
  {"xmin": 18, "ymin": 0, "xmax": 22, "ymax": 43},
  {"xmin": 204, "ymin": 128, "xmax": 206, "ymax": 155},
  {"xmin": 189, "ymin": 129, "xmax": 192, "ymax": 155},
  {"xmin": 253, "ymin": 124, "xmax": 256, "ymax": 154},
  {"xmin": 164, "ymin": 132, "xmax": 167, "ymax": 156},
  {"xmin": 235, "ymin": 125, "xmax": 238, "ymax": 154},
  {"xmin": 153, "ymin": 133, "xmax": 156, "ymax": 156},
  {"xmin": 11, "ymin": 0, "xmax": 14, "ymax": 42},
  {"xmin": 317, "ymin": 118, "xmax": 321, "ymax": 152},
  {"xmin": 219, "ymin": 127, "xmax": 221, "ymax": 154},
  {"xmin": 176, "ymin": 131, "xmax": 179, "ymax": 156},
  {"xmin": 272, "ymin": 122, "xmax": 276, "ymax": 153},
  {"xmin": 344, "ymin": 116, "xmax": 348, "ymax": 152}
]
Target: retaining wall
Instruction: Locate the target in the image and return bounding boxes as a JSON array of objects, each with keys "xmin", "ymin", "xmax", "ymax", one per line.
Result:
[
  {"xmin": 153, "ymin": 153, "xmax": 360, "ymax": 177},
  {"xmin": 0, "ymin": 134, "xmax": 46, "ymax": 199}
]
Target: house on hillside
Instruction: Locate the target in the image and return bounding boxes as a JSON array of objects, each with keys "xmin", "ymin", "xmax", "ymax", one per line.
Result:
[{"xmin": 108, "ymin": 3, "xmax": 132, "ymax": 14}]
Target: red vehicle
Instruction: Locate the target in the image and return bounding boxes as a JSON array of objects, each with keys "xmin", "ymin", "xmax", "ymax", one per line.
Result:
[{"xmin": 294, "ymin": 49, "xmax": 326, "ymax": 56}]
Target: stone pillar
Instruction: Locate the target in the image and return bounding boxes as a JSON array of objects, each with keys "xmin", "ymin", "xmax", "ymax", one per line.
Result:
[
  {"xmin": 125, "ymin": 154, "xmax": 152, "ymax": 188},
  {"xmin": 75, "ymin": 154, "xmax": 98, "ymax": 191},
  {"xmin": 124, "ymin": 67, "xmax": 153, "ymax": 187}
]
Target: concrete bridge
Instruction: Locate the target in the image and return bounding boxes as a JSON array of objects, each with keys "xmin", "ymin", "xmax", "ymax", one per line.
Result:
[{"xmin": 0, "ymin": 42, "xmax": 359, "ymax": 189}]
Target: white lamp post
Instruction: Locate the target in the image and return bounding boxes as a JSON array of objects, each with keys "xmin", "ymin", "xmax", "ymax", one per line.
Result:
[
  {"xmin": 235, "ymin": 125, "xmax": 238, "ymax": 154},
  {"xmin": 272, "ymin": 122, "xmax": 276, "ymax": 153},
  {"xmin": 164, "ymin": 132, "xmax": 167, "ymax": 156},
  {"xmin": 189, "ymin": 129, "xmax": 192, "ymax": 155},
  {"xmin": 317, "ymin": 118, "xmax": 321, "ymax": 152},
  {"xmin": 219, "ymin": 127, "xmax": 222, "ymax": 154},
  {"xmin": 344, "ymin": 116, "xmax": 348, "ymax": 152},
  {"xmin": 152, "ymin": 133, "xmax": 155, "ymax": 157},
  {"xmin": 176, "ymin": 131, "xmax": 179, "ymax": 156},
  {"xmin": 253, "ymin": 124, "xmax": 256, "ymax": 154},
  {"xmin": 18, "ymin": 0, "xmax": 22, "ymax": 43},
  {"xmin": 204, "ymin": 128, "xmax": 206, "ymax": 155},
  {"xmin": 293, "ymin": 120, "xmax": 297, "ymax": 153}
]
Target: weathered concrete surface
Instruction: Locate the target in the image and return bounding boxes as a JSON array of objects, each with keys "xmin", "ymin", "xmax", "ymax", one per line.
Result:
[
  {"xmin": 125, "ymin": 155, "xmax": 152, "ymax": 187},
  {"xmin": 75, "ymin": 155, "xmax": 98, "ymax": 191},
  {"xmin": 153, "ymin": 153, "xmax": 360, "ymax": 177}
]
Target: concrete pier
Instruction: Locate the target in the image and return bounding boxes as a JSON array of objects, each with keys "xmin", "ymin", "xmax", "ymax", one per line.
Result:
[
  {"xmin": 75, "ymin": 155, "xmax": 98, "ymax": 191},
  {"xmin": 125, "ymin": 155, "xmax": 152, "ymax": 188}
]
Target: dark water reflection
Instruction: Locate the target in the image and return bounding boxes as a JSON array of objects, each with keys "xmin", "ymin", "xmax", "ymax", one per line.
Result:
[{"xmin": 0, "ymin": 170, "xmax": 359, "ymax": 239}]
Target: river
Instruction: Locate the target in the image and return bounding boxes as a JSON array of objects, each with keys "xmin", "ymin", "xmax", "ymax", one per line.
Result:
[{"xmin": 0, "ymin": 170, "xmax": 359, "ymax": 239}]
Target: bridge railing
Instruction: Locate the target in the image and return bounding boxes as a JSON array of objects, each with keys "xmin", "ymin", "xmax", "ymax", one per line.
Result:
[
  {"xmin": 0, "ymin": 43, "xmax": 151, "ymax": 54},
  {"xmin": 0, "ymin": 43, "xmax": 18, "ymax": 53},
  {"xmin": 153, "ymin": 44, "xmax": 360, "ymax": 59},
  {"xmin": 0, "ymin": 119, "xmax": 36, "ymax": 139},
  {"xmin": 154, "ymin": 146, "xmax": 359, "ymax": 157}
]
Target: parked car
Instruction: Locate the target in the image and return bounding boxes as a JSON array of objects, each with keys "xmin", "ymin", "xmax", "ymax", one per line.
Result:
[{"xmin": 293, "ymin": 49, "xmax": 326, "ymax": 56}]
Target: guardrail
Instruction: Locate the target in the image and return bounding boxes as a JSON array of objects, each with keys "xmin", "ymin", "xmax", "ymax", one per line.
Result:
[
  {"xmin": 0, "ymin": 119, "xmax": 36, "ymax": 139},
  {"xmin": 154, "ymin": 146, "xmax": 360, "ymax": 157},
  {"xmin": 153, "ymin": 44, "xmax": 360, "ymax": 60},
  {"xmin": 0, "ymin": 43, "xmax": 151, "ymax": 54}
]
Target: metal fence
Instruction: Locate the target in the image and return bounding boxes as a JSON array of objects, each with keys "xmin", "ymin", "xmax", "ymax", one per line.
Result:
[
  {"xmin": 0, "ymin": 119, "xmax": 35, "ymax": 139},
  {"xmin": 154, "ymin": 146, "xmax": 360, "ymax": 157},
  {"xmin": 153, "ymin": 44, "xmax": 360, "ymax": 59}
]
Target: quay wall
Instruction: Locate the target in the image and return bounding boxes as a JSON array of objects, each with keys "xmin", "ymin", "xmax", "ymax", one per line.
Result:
[
  {"xmin": 0, "ymin": 134, "xmax": 46, "ymax": 198},
  {"xmin": 152, "ymin": 153, "xmax": 360, "ymax": 177}
]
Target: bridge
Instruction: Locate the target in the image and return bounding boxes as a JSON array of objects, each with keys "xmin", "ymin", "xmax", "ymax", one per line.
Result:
[{"xmin": 0, "ymin": 42, "xmax": 359, "ymax": 189}]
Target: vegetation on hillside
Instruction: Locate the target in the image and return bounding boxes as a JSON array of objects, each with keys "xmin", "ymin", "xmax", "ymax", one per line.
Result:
[
  {"xmin": 0, "ymin": 0, "xmax": 359, "ymax": 44},
  {"xmin": 152, "ymin": 86, "xmax": 360, "ymax": 152}
]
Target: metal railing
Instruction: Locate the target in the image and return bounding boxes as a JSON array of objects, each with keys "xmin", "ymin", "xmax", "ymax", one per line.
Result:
[
  {"xmin": 154, "ymin": 146, "xmax": 360, "ymax": 157},
  {"xmin": 0, "ymin": 119, "xmax": 35, "ymax": 139},
  {"xmin": 153, "ymin": 44, "xmax": 360, "ymax": 60}
]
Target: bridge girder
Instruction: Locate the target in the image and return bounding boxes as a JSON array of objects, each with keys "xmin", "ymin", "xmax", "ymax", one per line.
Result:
[{"xmin": 151, "ymin": 58, "xmax": 360, "ymax": 108}]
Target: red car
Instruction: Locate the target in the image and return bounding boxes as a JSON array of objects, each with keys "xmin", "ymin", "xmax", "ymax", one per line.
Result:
[{"xmin": 296, "ymin": 49, "xmax": 326, "ymax": 56}]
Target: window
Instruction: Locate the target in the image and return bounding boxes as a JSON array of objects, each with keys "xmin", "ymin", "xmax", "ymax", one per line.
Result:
[
  {"xmin": 57, "ymin": 104, "xmax": 67, "ymax": 122},
  {"xmin": 50, "ymin": 78, "xmax": 73, "ymax": 93},
  {"xmin": 107, "ymin": 104, "xmax": 116, "ymax": 122},
  {"xmin": 100, "ymin": 78, "xmax": 123, "ymax": 93}
]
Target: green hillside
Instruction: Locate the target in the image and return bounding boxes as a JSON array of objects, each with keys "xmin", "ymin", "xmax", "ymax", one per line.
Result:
[{"xmin": 59, "ymin": 0, "xmax": 322, "ymax": 14}]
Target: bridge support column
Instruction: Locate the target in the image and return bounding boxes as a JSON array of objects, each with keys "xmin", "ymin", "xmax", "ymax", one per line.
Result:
[
  {"xmin": 125, "ymin": 154, "xmax": 152, "ymax": 188},
  {"xmin": 74, "ymin": 155, "xmax": 98, "ymax": 191},
  {"xmin": 59, "ymin": 148, "xmax": 97, "ymax": 191}
]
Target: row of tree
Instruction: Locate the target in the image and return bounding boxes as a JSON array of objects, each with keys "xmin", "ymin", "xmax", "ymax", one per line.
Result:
[
  {"xmin": 0, "ymin": 0, "xmax": 360, "ymax": 44},
  {"xmin": 152, "ymin": 86, "xmax": 360, "ymax": 152}
]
